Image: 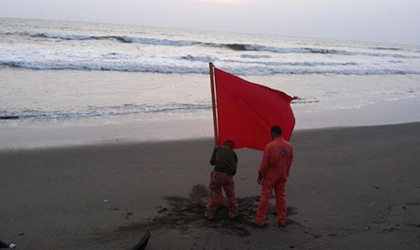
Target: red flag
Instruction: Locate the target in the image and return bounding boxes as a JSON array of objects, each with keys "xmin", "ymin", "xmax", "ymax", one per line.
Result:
[{"xmin": 213, "ymin": 67, "xmax": 296, "ymax": 151}]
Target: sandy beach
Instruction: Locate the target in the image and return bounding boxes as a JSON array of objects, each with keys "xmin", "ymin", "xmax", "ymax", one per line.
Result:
[
  {"xmin": 1, "ymin": 122, "xmax": 420, "ymax": 249},
  {"xmin": 1, "ymin": 9, "xmax": 420, "ymax": 250}
]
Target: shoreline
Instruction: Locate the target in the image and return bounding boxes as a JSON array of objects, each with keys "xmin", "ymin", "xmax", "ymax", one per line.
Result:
[
  {"xmin": 1, "ymin": 122, "xmax": 420, "ymax": 249},
  {"xmin": 1, "ymin": 96, "xmax": 420, "ymax": 150}
]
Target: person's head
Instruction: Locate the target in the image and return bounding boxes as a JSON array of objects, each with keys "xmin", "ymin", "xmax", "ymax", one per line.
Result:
[
  {"xmin": 224, "ymin": 140, "xmax": 234, "ymax": 149},
  {"xmin": 271, "ymin": 126, "xmax": 282, "ymax": 139}
]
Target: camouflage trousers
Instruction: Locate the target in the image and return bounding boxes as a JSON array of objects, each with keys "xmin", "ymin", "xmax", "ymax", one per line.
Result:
[{"xmin": 205, "ymin": 171, "xmax": 238, "ymax": 220}]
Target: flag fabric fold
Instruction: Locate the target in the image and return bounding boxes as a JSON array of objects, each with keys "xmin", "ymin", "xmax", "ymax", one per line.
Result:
[{"xmin": 213, "ymin": 67, "xmax": 296, "ymax": 151}]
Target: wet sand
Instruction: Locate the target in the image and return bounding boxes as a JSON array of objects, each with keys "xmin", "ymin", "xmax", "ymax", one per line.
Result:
[{"xmin": 1, "ymin": 122, "xmax": 420, "ymax": 249}]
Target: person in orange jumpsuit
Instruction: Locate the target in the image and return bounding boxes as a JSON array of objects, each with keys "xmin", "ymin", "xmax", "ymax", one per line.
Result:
[{"xmin": 255, "ymin": 126, "xmax": 294, "ymax": 227}]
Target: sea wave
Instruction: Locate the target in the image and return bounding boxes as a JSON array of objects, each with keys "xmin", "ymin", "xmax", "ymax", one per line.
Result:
[
  {"xmin": 229, "ymin": 44, "xmax": 420, "ymax": 59},
  {"xmin": 180, "ymin": 55, "xmax": 219, "ymax": 62},
  {"xmin": 13, "ymin": 32, "xmax": 419, "ymax": 59},
  {"xmin": 240, "ymin": 54, "xmax": 272, "ymax": 59},
  {"xmin": 0, "ymin": 99, "xmax": 325, "ymax": 120},
  {"xmin": 370, "ymin": 47, "xmax": 403, "ymax": 51},
  {"xmin": 33, "ymin": 33, "xmax": 200, "ymax": 46},
  {"xmin": 38, "ymin": 33, "xmax": 93, "ymax": 40},
  {"xmin": 223, "ymin": 59, "xmax": 359, "ymax": 67},
  {"xmin": 0, "ymin": 103, "xmax": 212, "ymax": 120},
  {"xmin": 180, "ymin": 56, "xmax": 359, "ymax": 67},
  {"xmin": 2, "ymin": 60, "xmax": 420, "ymax": 75}
]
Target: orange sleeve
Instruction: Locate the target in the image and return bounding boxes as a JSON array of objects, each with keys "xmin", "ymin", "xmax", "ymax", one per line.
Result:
[
  {"xmin": 258, "ymin": 144, "xmax": 270, "ymax": 176},
  {"xmin": 287, "ymin": 146, "xmax": 294, "ymax": 177}
]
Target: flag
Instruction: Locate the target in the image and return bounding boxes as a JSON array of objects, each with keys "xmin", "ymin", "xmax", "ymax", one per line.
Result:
[{"xmin": 212, "ymin": 66, "xmax": 296, "ymax": 151}]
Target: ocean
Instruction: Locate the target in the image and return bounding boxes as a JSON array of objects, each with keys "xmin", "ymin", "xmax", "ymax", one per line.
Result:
[{"xmin": 1, "ymin": 17, "xmax": 420, "ymax": 122}]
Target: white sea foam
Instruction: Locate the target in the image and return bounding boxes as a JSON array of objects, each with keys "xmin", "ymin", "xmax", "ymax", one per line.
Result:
[
  {"xmin": 1, "ymin": 18, "xmax": 420, "ymax": 122},
  {"xmin": 240, "ymin": 54, "xmax": 272, "ymax": 59},
  {"xmin": 242, "ymin": 45, "xmax": 420, "ymax": 59},
  {"xmin": 0, "ymin": 103, "xmax": 212, "ymax": 120},
  {"xmin": 1, "ymin": 56, "xmax": 419, "ymax": 75},
  {"xmin": 180, "ymin": 55, "xmax": 219, "ymax": 62},
  {"xmin": 35, "ymin": 32, "xmax": 200, "ymax": 46},
  {"xmin": 8, "ymin": 31, "xmax": 419, "ymax": 59},
  {"xmin": 1, "ymin": 44, "xmax": 419, "ymax": 76},
  {"xmin": 40, "ymin": 33, "xmax": 93, "ymax": 40},
  {"xmin": 118, "ymin": 36, "xmax": 199, "ymax": 46}
]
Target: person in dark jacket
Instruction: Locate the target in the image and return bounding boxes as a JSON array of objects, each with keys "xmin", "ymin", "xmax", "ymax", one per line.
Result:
[{"xmin": 205, "ymin": 140, "xmax": 238, "ymax": 221}]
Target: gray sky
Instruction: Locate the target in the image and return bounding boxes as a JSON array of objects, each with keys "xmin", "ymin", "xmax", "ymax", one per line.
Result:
[{"xmin": 1, "ymin": 0, "xmax": 419, "ymax": 46}]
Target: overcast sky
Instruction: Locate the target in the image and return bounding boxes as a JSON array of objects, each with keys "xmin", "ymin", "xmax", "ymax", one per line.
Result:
[{"xmin": 1, "ymin": 0, "xmax": 419, "ymax": 46}]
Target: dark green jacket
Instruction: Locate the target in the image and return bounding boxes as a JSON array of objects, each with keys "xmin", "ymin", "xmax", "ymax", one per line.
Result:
[{"xmin": 210, "ymin": 146, "xmax": 238, "ymax": 176}]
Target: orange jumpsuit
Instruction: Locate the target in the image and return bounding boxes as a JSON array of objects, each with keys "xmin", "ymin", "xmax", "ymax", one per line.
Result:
[{"xmin": 256, "ymin": 136, "xmax": 293, "ymax": 225}]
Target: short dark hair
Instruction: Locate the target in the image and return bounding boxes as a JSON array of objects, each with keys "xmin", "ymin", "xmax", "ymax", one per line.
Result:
[
  {"xmin": 271, "ymin": 126, "xmax": 282, "ymax": 136},
  {"xmin": 224, "ymin": 140, "xmax": 234, "ymax": 148}
]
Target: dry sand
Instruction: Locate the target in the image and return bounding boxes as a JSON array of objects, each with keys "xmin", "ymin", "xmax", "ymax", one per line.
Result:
[{"xmin": 1, "ymin": 122, "xmax": 420, "ymax": 249}]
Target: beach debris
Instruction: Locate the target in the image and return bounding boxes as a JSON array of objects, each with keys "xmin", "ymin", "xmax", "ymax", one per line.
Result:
[
  {"xmin": 104, "ymin": 199, "xmax": 109, "ymax": 203},
  {"xmin": 147, "ymin": 216, "xmax": 155, "ymax": 223},
  {"xmin": 407, "ymin": 223, "xmax": 420, "ymax": 228},
  {"xmin": 0, "ymin": 115, "xmax": 19, "ymax": 120},
  {"xmin": 125, "ymin": 212, "xmax": 134, "ymax": 220},
  {"xmin": 188, "ymin": 184, "xmax": 208, "ymax": 203},
  {"xmin": 380, "ymin": 227, "xmax": 398, "ymax": 234},
  {"xmin": 402, "ymin": 202, "xmax": 419, "ymax": 210},
  {"xmin": 0, "ymin": 240, "xmax": 16, "ymax": 249},
  {"xmin": 0, "ymin": 241, "xmax": 8, "ymax": 248},
  {"xmin": 157, "ymin": 208, "xmax": 168, "ymax": 214},
  {"xmin": 287, "ymin": 206, "xmax": 299, "ymax": 216},
  {"xmin": 130, "ymin": 231, "xmax": 150, "ymax": 250}
]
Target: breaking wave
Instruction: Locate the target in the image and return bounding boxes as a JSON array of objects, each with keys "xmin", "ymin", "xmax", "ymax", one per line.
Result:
[
  {"xmin": 33, "ymin": 33, "xmax": 200, "ymax": 46},
  {"xmin": 225, "ymin": 44, "xmax": 420, "ymax": 59},
  {"xmin": 0, "ymin": 103, "xmax": 212, "ymax": 120},
  {"xmin": 370, "ymin": 47, "xmax": 403, "ymax": 51},
  {"xmin": 9, "ymin": 32, "xmax": 418, "ymax": 59},
  {"xmin": 2, "ymin": 60, "xmax": 420, "ymax": 75},
  {"xmin": 180, "ymin": 55, "xmax": 218, "ymax": 62}
]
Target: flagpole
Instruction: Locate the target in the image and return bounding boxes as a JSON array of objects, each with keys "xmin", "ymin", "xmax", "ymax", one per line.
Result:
[
  {"xmin": 209, "ymin": 62, "xmax": 218, "ymax": 146},
  {"xmin": 209, "ymin": 62, "xmax": 224, "ymax": 205}
]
